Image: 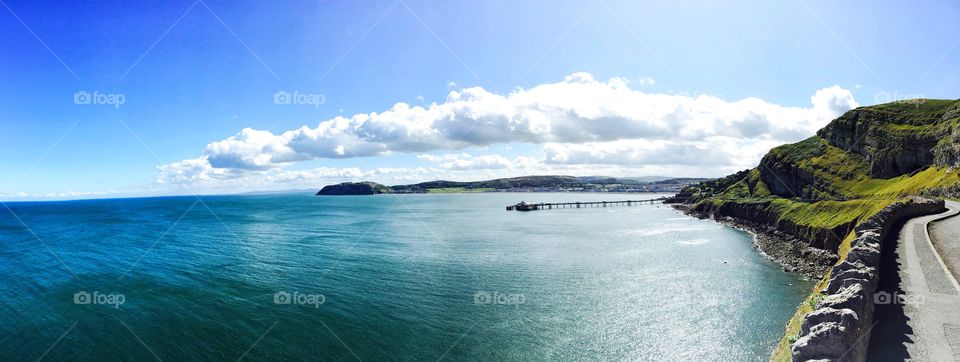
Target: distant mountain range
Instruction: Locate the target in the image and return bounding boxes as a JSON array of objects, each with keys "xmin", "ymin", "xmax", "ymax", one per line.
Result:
[{"xmin": 316, "ymin": 175, "xmax": 709, "ymax": 195}]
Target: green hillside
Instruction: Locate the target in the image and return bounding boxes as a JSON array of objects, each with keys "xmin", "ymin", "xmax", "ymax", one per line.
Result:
[
  {"xmin": 675, "ymin": 99, "xmax": 960, "ymax": 360},
  {"xmin": 688, "ymin": 99, "xmax": 960, "ymax": 239}
]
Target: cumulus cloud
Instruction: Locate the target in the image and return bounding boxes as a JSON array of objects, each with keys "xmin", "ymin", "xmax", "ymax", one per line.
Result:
[
  {"xmin": 637, "ymin": 76, "xmax": 656, "ymax": 86},
  {"xmin": 157, "ymin": 73, "xmax": 858, "ymax": 183},
  {"xmin": 543, "ymin": 140, "xmax": 732, "ymax": 166},
  {"xmin": 418, "ymin": 153, "xmax": 540, "ymax": 171},
  {"xmin": 156, "ymin": 157, "xmax": 233, "ymax": 183},
  {"xmin": 810, "ymin": 85, "xmax": 858, "ymax": 116}
]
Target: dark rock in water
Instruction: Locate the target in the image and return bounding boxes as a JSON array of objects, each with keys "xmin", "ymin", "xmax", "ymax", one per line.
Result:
[{"xmin": 316, "ymin": 182, "xmax": 389, "ymax": 195}]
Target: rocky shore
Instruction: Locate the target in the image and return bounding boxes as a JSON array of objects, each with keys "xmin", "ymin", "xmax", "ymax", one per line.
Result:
[
  {"xmin": 672, "ymin": 204, "xmax": 836, "ymax": 280},
  {"xmin": 677, "ymin": 198, "xmax": 947, "ymax": 361}
]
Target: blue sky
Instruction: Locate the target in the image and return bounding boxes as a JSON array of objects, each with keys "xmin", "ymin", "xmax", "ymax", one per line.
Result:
[{"xmin": 0, "ymin": 0, "xmax": 957, "ymax": 200}]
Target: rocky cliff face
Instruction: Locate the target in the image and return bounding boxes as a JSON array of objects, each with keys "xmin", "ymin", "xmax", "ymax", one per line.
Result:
[
  {"xmin": 677, "ymin": 99, "xmax": 960, "ymax": 361},
  {"xmin": 747, "ymin": 100, "xmax": 960, "ymax": 201},
  {"xmin": 934, "ymin": 111, "xmax": 960, "ymax": 166},
  {"xmin": 759, "ymin": 150, "xmax": 826, "ymax": 199},
  {"xmin": 694, "ymin": 199, "xmax": 850, "ymax": 251},
  {"xmin": 816, "ymin": 101, "xmax": 960, "ymax": 178}
]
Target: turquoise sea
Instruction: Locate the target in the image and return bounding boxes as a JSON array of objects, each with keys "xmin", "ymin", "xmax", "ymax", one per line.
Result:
[{"xmin": 0, "ymin": 192, "xmax": 811, "ymax": 360}]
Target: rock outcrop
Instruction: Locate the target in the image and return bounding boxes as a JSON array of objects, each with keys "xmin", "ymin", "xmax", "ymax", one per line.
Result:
[
  {"xmin": 692, "ymin": 199, "xmax": 851, "ymax": 251},
  {"xmin": 790, "ymin": 197, "xmax": 945, "ymax": 362},
  {"xmin": 316, "ymin": 182, "xmax": 390, "ymax": 195},
  {"xmin": 816, "ymin": 102, "xmax": 960, "ymax": 178},
  {"xmin": 759, "ymin": 151, "xmax": 824, "ymax": 199}
]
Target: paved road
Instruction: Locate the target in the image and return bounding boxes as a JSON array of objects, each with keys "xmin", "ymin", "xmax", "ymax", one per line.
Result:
[
  {"xmin": 869, "ymin": 200, "xmax": 960, "ymax": 361},
  {"xmin": 930, "ymin": 205, "xmax": 960, "ymax": 287}
]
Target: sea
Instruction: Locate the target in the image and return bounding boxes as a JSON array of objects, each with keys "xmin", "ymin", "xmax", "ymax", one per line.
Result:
[{"xmin": 0, "ymin": 192, "xmax": 812, "ymax": 361}]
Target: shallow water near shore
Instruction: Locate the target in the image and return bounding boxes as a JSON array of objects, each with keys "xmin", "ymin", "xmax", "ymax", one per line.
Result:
[{"xmin": 0, "ymin": 192, "xmax": 811, "ymax": 360}]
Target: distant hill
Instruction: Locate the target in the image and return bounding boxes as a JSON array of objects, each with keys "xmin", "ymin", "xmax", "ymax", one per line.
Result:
[
  {"xmin": 317, "ymin": 175, "xmax": 707, "ymax": 195},
  {"xmin": 577, "ymin": 175, "xmax": 672, "ymax": 184},
  {"xmin": 390, "ymin": 175, "xmax": 580, "ymax": 192},
  {"xmin": 316, "ymin": 182, "xmax": 390, "ymax": 195}
]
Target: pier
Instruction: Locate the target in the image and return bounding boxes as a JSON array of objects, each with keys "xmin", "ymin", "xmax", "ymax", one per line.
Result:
[{"xmin": 506, "ymin": 197, "xmax": 667, "ymax": 211}]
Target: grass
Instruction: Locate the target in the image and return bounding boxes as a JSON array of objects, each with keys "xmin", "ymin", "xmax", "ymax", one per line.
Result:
[
  {"xmin": 767, "ymin": 199, "xmax": 893, "ymax": 229},
  {"xmin": 703, "ymin": 196, "xmax": 897, "ymax": 234},
  {"xmin": 765, "ymin": 138, "xmax": 960, "ymax": 199},
  {"xmin": 869, "ymin": 99, "xmax": 959, "ymax": 121},
  {"xmin": 751, "ymin": 161, "xmax": 936, "ymax": 360},
  {"xmin": 688, "ymin": 99, "xmax": 960, "ymax": 361},
  {"xmin": 751, "ymin": 172, "xmax": 933, "ymax": 361},
  {"xmin": 720, "ymin": 136, "xmax": 960, "ymax": 201},
  {"xmin": 851, "ymin": 167, "xmax": 960, "ymax": 197},
  {"xmin": 425, "ymin": 187, "xmax": 495, "ymax": 193},
  {"xmin": 769, "ymin": 136, "xmax": 827, "ymax": 164}
]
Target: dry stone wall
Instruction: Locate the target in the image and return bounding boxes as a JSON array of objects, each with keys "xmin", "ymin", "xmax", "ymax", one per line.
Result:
[{"xmin": 790, "ymin": 197, "xmax": 945, "ymax": 361}]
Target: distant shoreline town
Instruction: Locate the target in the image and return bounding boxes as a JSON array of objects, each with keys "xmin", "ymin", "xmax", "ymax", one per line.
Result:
[{"xmin": 316, "ymin": 176, "xmax": 709, "ymax": 195}]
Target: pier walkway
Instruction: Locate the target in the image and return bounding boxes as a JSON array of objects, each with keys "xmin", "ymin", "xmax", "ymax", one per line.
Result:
[{"xmin": 506, "ymin": 197, "xmax": 666, "ymax": 211}]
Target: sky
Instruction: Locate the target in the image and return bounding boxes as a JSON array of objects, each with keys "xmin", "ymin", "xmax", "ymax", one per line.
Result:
[{"xmin": 0, "ymin": 0, "xmax": 958, "ymax": 200}]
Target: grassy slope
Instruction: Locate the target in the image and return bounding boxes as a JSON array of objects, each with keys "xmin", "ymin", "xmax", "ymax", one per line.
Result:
[{"xmin": 682, "ymin": 100, "xmax": 960, "ymax": 361}]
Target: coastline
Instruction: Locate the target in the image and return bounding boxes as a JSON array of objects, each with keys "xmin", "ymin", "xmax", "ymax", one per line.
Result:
[{"xmin": 671, "ymin": 204, "xmax": 835, "ymax": 280}]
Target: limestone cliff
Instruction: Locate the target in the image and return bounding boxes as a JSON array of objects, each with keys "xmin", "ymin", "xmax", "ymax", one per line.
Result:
[
  {"xmin": 816, "ymin": 100, "xmax": 960, "ymax": 178},
  {"xmin": 683, "ymin": 99, "xmax": 960, "ymax": 254},
  {"xmin": 672, "ymin": 99, "xmax": 960, "ymax": 361}
]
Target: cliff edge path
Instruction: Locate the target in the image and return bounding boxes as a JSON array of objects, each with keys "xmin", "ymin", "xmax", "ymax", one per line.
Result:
[{"xmin": 869, "ymin": 200, "xmax": 960, "ymax": 361}]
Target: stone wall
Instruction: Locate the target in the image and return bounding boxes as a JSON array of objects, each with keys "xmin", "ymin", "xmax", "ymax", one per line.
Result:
[{"xmin": 790, "ymin": 197, "xmax": 945, "ymax": 361}]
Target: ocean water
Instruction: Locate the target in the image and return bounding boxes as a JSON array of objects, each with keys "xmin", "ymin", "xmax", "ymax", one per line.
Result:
[{"xmin": 0, "ymin": 192, "xmax": 811, "ymax": 361}]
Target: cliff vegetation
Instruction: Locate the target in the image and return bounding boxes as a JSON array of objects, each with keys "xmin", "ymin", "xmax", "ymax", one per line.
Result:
[{"xmin": 673, "ymin": 99, "xmax": 960, "ymax": 360}]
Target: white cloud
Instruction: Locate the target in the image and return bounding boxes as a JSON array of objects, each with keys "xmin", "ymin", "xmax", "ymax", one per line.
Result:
[
  {"xmin": 417, "ymin": 153, "xmax": 543, "ymax": 171},
  {"xmin": 151, "ymin": 164, "xmax": 444, "ymax": 195},
  {"xmin": 416, "ymin": 153, "xmax": 471, "ymax": 163},
  {"xmin": 444, "ymin": 155, "xmax": 512, "ymax": 170},
  {"xmin": 267, "ymin": 167, "xmax": 367, "ymax": 183},
  {"xmin": 810, "ymin": 85, "xmax": 858, "ymax": 117},
  {"xmin": 204, "ymin": 128, "xmax": 298, "ymax": 170},
  {"xmin": 157, "ymin": 73, "xmax": 858, "ymax": 184},
  {"xmin": 543, "ymin": 140, "xmax": 730, "ymax": 166},
  {"xmin": 156, "ymin": 157, "xmax": 233, "ymax": 183},
  {"xmin": 637, "ymin": 76, "xmax": 656, "ymax": 86}
]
